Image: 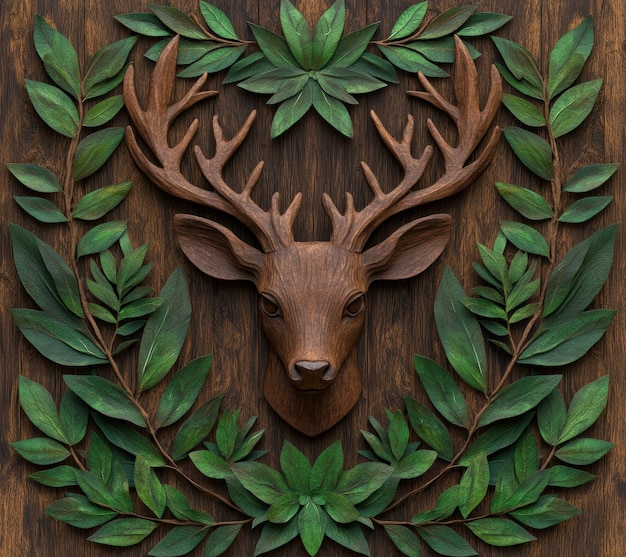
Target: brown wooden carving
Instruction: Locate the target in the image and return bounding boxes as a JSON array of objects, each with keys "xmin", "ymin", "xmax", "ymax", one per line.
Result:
[{"xmin": 123, "ymin": 35, "xmax": 502, "ymax": 436}]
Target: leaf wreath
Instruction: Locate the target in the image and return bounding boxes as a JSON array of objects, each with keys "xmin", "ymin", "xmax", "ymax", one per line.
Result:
[{"xmin": 8, "ymin": 5, "xmax": 617, "ymax": 557}]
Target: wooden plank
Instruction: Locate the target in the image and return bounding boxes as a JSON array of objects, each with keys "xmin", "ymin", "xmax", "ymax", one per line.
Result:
[{"xmin": 0, "ymin": 1, "xmax": 623, "ymax": 555}]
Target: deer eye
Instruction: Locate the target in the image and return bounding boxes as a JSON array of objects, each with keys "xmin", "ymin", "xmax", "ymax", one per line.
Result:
[
  {"xmin": 260, "ymin": 294, "xmax": 281, "ymax": 317},
  {"xmin": 344, "ymin": 294, "xmax": 365, "ymax": 318}
]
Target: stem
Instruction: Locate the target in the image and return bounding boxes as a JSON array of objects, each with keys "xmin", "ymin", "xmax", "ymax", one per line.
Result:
[{"xmin": 190, "ymin": 13, "xmax": 254, "ymax": 46}]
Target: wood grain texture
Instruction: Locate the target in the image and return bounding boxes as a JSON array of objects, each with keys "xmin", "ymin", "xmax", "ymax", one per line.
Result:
[{"xmin": 1, "ymin": 1, "xmax": 623, "ymax": 556}]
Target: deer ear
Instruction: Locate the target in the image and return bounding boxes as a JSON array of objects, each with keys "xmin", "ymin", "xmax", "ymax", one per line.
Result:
[
  {"xmin": 173, "ymin": 214, "xmax": 263, "ymax": 284},
  {"xmin": 363, "ymin": 214, "xmax": 452, "ymax": 283}
]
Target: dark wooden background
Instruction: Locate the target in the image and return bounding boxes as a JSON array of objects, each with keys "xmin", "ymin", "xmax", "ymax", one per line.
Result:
[{"xmin": 1, "ymin": 1, "xmax": 624, "ymax": 555}]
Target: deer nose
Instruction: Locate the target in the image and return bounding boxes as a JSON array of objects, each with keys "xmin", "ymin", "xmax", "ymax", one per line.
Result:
[{"xmin": 292, "ymin": 360, "xmax": 335, "ymax": 382}]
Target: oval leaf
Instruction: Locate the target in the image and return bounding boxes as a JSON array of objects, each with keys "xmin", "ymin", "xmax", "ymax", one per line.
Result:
[
  {"xmin": 77, "ymin": 221, "xmax": 127, "ymax": 257},
  {"xmin": 499, "ymin": 221, "xmax": 550, "ymax": 257},
  {"xmin": 73, "ymin": 182, "xmax": 132, "ymax": 220},
  {"xmin": 501, "ymin": 94, "xmax": 545, "ymax": 127},
  {"xmin": 388, "ymin": 2, "xmax": 428, "ymax": 41},
  {"xmin": 558, "ymin": 375, "xmax": 609, "ymax": 443},
  {"xmin": 559, "ymin": 196, "xmax": 612, "ymax": 224},
  {"xmin": 502, "ymin": 127, "xmax": 553, "ymax": 181},
  {"xmin": 14, "ymin": 196, "xmax": 67, "ymax": 223},
  {"xmin": 565, "ymin": 163, "xmax": 620, "ymax": 193},
  {"xmin": 87, "ymin": 518, "xmax": 158, "ymax": 547},
  {"xmin": 6, "ymin": 163, "xmax": 62, "ymax": 193},
  {"xmin": 550, "ymin": 79, "xmax": 602, "ymax": 138},
  {"xmin": 73, "ymin": 127, "xmax": 125, "ymax": 180},
  {"xmin": 495, "ymin": 183, "xmax": 552, "ymax": 220},
  {"xmin": 26, "ymin": 80, "xmax": 79, "ymax": 137}
]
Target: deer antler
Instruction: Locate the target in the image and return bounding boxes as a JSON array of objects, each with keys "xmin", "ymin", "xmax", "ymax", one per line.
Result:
[
  {"xmin": 124, "ymin": 36, "xmax": 301, "ymax": 252},
  {"xmin": 324, "ymin": 36, "xmax": 502, "ymax": 253}
]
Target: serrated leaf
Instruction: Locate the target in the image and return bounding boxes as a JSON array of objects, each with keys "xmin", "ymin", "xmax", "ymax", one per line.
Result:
[
  {"xmin": 115, "ymin": 12, "xmax": 171, "ymax": 36},
  {"xmin": 537, "ymin": 388, "xmax": 567, "ymax": 446},
  {"xmin": 12, "ymin": 437, "xmax": 70, "ymax": 465},
  {"xmin": 404, "ymin": 396, "xmax": 453, "ymax": 460},
  {"xmin": 135, "ymin": 454, "xmax": 166, "ymax": 518},
  {"xmin": 547, "ymin": 16, "xmax": 594, "ymax": 99},
  {"xmin": 171, "ymin": 394, "xmax": 223, "ymax": 461},
  {"xmin": 417, "ymin": 524, "xmax": 478, "ymax": 556},
  {"xmin": 559, "ymin": 376, "xmax": 609, "ymax": 443},
  {"xmin": 499, "ymin": 221, "xmax": 549, "ymax": 257},
  {"xmin": 25, "ymin": 80, "xmax": 78, "ymax": 137},
  {"xmin": 45, "ymin": 495, "xmax": 117, "ymax": 528},
  {"xmin": 18, "ymin": 376, "xmax": 65, "ymax": 443},
  {"xmin": 12, "ymin": 308, "xmax": 107, "ymax": 365},
  {"xmin": 492, "ymin": 36, "xmax": 541, "ymax": 89},
  {"xmin": 73, "ymin": 182, "xmax": 132, "ymax": 221},
  {"xmin": 478, "ymin": 375, "xmax": 561, "ymax": 427},
  {"xmin": 14, "ymin": 196, "xmax": 66, "ymax": 223},
  {"xmin": 502, "ymin": 127, "xmax": 553, "ymax": 181},
  {"xmin": 6, "ymin": 163, "xmax": 62, "ymax": 193},
  {"xmin": 83, "ymin": 96, "xmax": 125, "ymax": 127},
  {"xmin": 84, "ymin": 37, "xmax": 137, "ymax": 97},
  {"xmin": 73, "ymin": 127, "xmax": 125, "ymax": 180},
  {"xmin": 33, "ymin": 16, "xmax": 81, "ymax": 98},
  {"xmin": 565, "ymin": 163, "xmax": 619, "ymax": 193},
  {"xmin": 465, "ymin": 518, "xmax": 535, "ymax": 546},
  {"xmin": 388, "ymin": 3, "xmax": 427, "ymax": 41},
  {"xmin": 550, "ymin": 79, "xmax": 602, "ymax": 138},
  {"xmin": 177, "ymin": 45, "xmax": 246, "ymax": 78},
  {"xmin": 458, "ymin": 453, "xmax": 489, "ymax": 518},
  {"xmin": 378, "ymin": 45, "xmax": 448, "ymax": 77},
  {"xmin": 502, "ymin": 94, "xmax": 545, "ymax": 127},
  {"xmin": 559, "ymin": 196, "xmax": 612, "ymax": 223},
  {"xmin": 434, "ymin": 267, "xmax": 487, "ymax": 393},
  {"xmin": 149, "ymin": 4, "xmax": 205, "ymax": 39},
  {"xmin": 519, "ymin": 309, "xmax": 615, "ymax": 366},
  {"xmin": 419, "ymin": 5, "xmax": 476, "ymax": 40},
  {"xmin": 200, "ymin": 1, "xmax": 238, "ymax": 40},
  {"xmin": 137, "ymin": 267, "xmax": 191, "ymax": 391},
  {"xmin": 88, "ymin": 518, "xmax": 158, "ymax": 546},
  {"xmin": 384, "ymin": 524, "xmax": 421, "ymax": 556},
  {"xmin": 311, "ymin": 81, "xmax": 353, "ymax": 137},
  {"xmin": 271, "ymin": 79, "xmax": 314, "ymax": 137},
  {"xmin": 457, "ymin": 12, "xmax": 512, "ymax": 37}
]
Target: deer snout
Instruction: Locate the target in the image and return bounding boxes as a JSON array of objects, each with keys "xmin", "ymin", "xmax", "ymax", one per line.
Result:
[{"xmin": 289, "ymin": 360, "xmax": 336, "ymax": 391}]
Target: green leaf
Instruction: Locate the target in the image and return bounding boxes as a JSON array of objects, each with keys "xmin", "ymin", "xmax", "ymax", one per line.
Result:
[
  {"xmin": 64, "ymin": 375, "xmax": 146, "ymax": 427},
  {"xmin": 547, "ymin": 16, "xmax": 594, "ymax": 99},
  {"xmin": 337, "ymin": 462, "xmax": 392, "ymax": 504},
  {"xmin": 537, "ymin": 388, "xmax": 567, "ymax": 446},
  {"xmin": 190, "ymin": 450, "xmax": 231, "ymax": 480},
  {"xmin": 457, "ymin": 12, "xmax": 512, "ymax": 37},
  {"xmin": 249, "ymin": 23, "xmax": 299, "ymax": 69},
  {"xmin": 13, "ymin": 196, "xmax": 66, "ymax": 223},
  {"xmin": 266, "ymin": 494, "xmax": 300, "ymax": 524},
  {"xmin": 12, "ymin": 308, "xmax": 107, "ymax": 366},
  {"xmin": 84, "ymin": 65, "xmax": 128, "ymax": 99},
  {"xmin": 510, "ymin": 495, "xmax": 581, "ymax": 529},
  {"xmin": 495, "ymin": 63, "xmax": 542, "ymax": 100},
  {"xmin": 501, "ymin": 94, "xmax": 545, "ymax": 127},
  {"xmin": 311, "ymin": 82, "xmax": 353, "ymax": 137},
  {"xmin": 419, "ymin": 5, "xmax": 476, "ymax": 40},
  {"xmin": 519, "ymin": 309, "xmax": 615, "ymax": 366},
  {"xmin": 502, "ymin": 127, "xmax": 553, "ymax": 181},
  {"xmin": 543, "ymin": 225, "xmax": 617, "ymax": 320},
  {"xmin": 164, "ymin": 485, "xmax": 215, "ymax": 524},
  {"xmin": 11, "ymin": 437, "xmax": 70, "ymax": 465},
  {"xmin": 88, "ymin": 518, "xmax": 158, "ymax": 546},
  {"xmin": 18, "ymin": 376, "xmax": 66, "ymax": 443},
  {"xmin": 555, "ymin": 437, "xmax": 614, "ymax": 465},
  {"xmin": 318, "ymin": 67, "xmax": 386, "ymax": 94},
  {"xmin": 135, "ymin": 455, "xmax": 167, "ymax": 518},
  {"xmin": 514, "ymin": 433, "xmax": 539, "ymax": 482},
  {"xmin": 200, "ymin": 2, "xmax": 238, "ymax": 40},
  {"xmin": 92, "ymin": 414, "xmax": 165, "ymax": 467},
  {"xmin": 271, "ymin": 79, "xmax": 314, "ymax": 137},
  {"xmin": 559, "ymin": 376, "xmax": 609, "ymax": 443},
  {"xmin": 114, "ymin": 13, "xmax": 171, "ymax": 37},
  {"xmin": 314, "ymin": 73, "xmax": 357, "ymax": 104},
  {"xmin": 465, "ymin": 518, "xmax": 535, "ymax": 546},
  {"xmin": 311, "ymin": 441, "xmax": 343, "ymax": 493},
  {"xmin": 216, "ymin": 409, "xmax": 240, "ymax": 460},
  {"xmin": 298, "ymin": 501, "xmax": 327, "ymax": 556},
  {"xmin": 378, "ymin": 45, "xmax": 448, "ymax": 77},
  {"xmin": 73, "ymin": 127, "xmax": 125, "ymax": 180},
  {"xmin": 45, "ymin": 495, "xmax": 117, "ymax": 528},
  {"xmin": 255, "ymin": 520, "xmax": 299, "ymax": 556},
  {"xmin": 148, "ymin": 525, "xmax": 208, "ymax": 556},
  {"xmin": 491, "ymin": 468, "xmax": 550, "ymax": 512},
  {"xmin": 547, "ymin": 465, "xmax": 595, "ymax": 488},
  {"xmin": 460, "ymin": 413, "xmax": 533, "ymax": 465},
  {"xmin": 267, "ymin": 74, "xmax": 310, "ymax": 104},
  {"xmin": 84, "ymin": 37, "xmax": 137, "ymax": 97},
  {"xmin": 559, "ymin": 195, "xmax": 612, "ymax": 223},
  {"xmin": 495, "ymin": 182, "xmax": 552, "ymax": 220},
  {"xmin": 171, "ymin": 395, "xmax": 223, "ymax": 461},
  {"xmin": 6, "ymin": 163, "xmax": 62, "ymax": 193},
  {"xmin": 412, "ymin": 485, "xmax": 460, "ymax": 524},
  {"xmin": 137, "ymin": 267, "xmax": 191, "ymax": 391},
  {"xmin": 30, "ymin": 465, "xmax": 77, "ymax": 487},
  {"xmin": 86, "ymin": 430, "xmax": 113, "ymax": 482},
  {"xmin": 232, "ymin": 461, "xmax": 290, "ymax": 505},
  {"xmin": 458, "ymin": 453, "xmax": 489, "ymax": 518},
  {"xmin": 239, "ymin": 67, "xmax": 305, "ymax": 94},
  {"xmin": 280, "ymin": 442, "xmax": 311, "ymax": 493},
  {"xmin": 405, "ymin": 37, "xmax": 479, "ymax": 65},
  {"xmin": 388, "ymin": 3, "xmax": 427, "ymax": 40},
  {"xmin": 434, "ymin": 267, "xmax": 487, "ymax": 393},
  {"xmin": 325, "ymin": 522, "xmax": 370, "ymax": 556},
  {"xmin": 462, "ymin": 297, "xmax": 507, "ymax": 320},
  {"xmin": 204, "ymin": 524, "xmax": 243, "ymax": 557},
  {"xmin": 73, "ymin": 182, "xmax": 132, "ymax": 221},
  {"xmin": 413, "ymin": 356, "xmax": 470, "ymax": 428},
  {"xmin": 280, "ymin": 0, "xmax": 313, "ymax": 68},
  {"xmin": 155, "ymin": 355, "xmax": 212, "ymax": 428},
  {"xmin": 312, "ymin": 0, "xmax": 345, "ymax": 69},
  {"xmin": 145, "ymin": 37, "xmax": 219, "ymax": 65},
  {"xmin": 25, "ymin": 80, "xmax": 78, "ymax": 137},
  {"xmin": 119, "ymin": 298, "xmax": 163, "ymax": 320},
  {"xmin": 351, "ymin": 52, "xmax": 398, "ymax": 83},
  {"xmin": 492, "ymin": 36, "xmax": 541, "ymax": 90},
  {"xmin": 324, "ymin": 493, "xmax": 358, "ymax": 523},
  {"xmin": 417, "ymin": 524, "xmax": 478, "ymax": 556},
  {"xmin": 384, "ymin": 524, "xmax": 421, "ymax": 556},
  {"xmin": 387, "ymin": 410, "xmax": 409, "ymax": 461},
  {"xmin": 84, "ymin": 96, "xmax": 125, "ymax": 127},
  {"xmin": 327, "ymin": 23, "xmax": 379, "ymax": 68},
  {"xmin": 550, "ymin": 79, "xmax": 602, "ymax": 138},
  {"xmin": 565, "ymin": 163, "xmax": 620, "ymax": 193},
  {"xmin": 499, "ymin": 221, "xmax": 549, "ymax": 257},
  {"xmin": 177, "ymin": 46, "xmax": 246, "ymax": 78},
  {"xmin": 478, "ymin": 375, "xmax": 561, "ymax": 426},
  {"xmin": 224, "ymin": 52, "xmax": 274, "ymax": 83},
  {"xmin": 404, "ymin": 396, "xmax": 453, "ymax": 460},
  {"xmin": 149, "ymin": 4, "xmax": 205, "ymax": 39},
  {"xmin": 395, "ymin": 450, "xmax": 438, "ymax": 480},
  {"xmin": 33, "ymin": 16, "xmax": 81, "ymax": 98}
]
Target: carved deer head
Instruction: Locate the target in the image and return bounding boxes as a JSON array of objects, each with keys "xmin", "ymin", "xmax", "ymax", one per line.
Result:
[{"xmin": 124, "ymin": 36, "xmax": 501, "ymax": 436}]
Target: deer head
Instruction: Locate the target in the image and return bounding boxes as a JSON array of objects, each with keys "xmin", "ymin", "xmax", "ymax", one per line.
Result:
[{"xmin": 124, "ymin": 36, "xmax": 501, "ymax": 436}]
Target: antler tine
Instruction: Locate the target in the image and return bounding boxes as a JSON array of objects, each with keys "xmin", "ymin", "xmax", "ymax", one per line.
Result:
[{"xmin": 195, "ymin": 112, "xmax": 300, "ymax": 251}]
